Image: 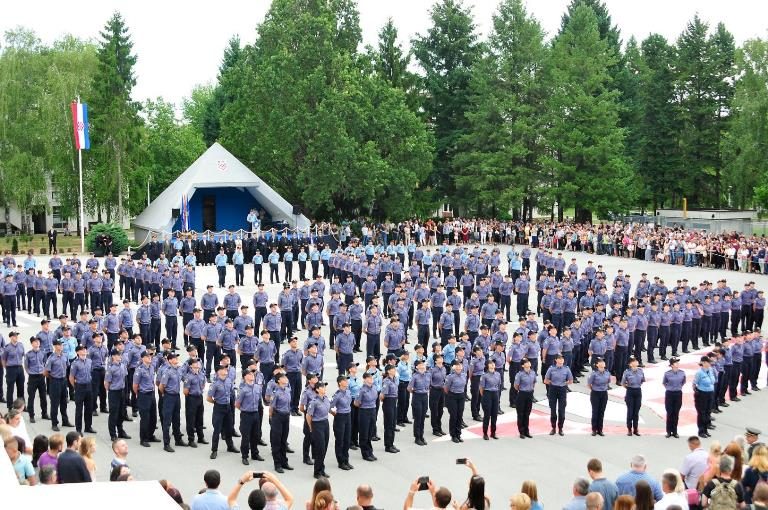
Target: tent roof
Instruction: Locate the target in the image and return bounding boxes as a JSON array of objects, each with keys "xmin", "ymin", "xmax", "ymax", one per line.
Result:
[{"xmin": 132, "ymin": 142, "xmax": 310, "ymax": 233}]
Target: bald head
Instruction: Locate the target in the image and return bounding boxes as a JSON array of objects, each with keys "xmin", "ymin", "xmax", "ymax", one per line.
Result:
[{"xmin": 357, "ymin": 485, "xmax": 373, "ymax": 505}]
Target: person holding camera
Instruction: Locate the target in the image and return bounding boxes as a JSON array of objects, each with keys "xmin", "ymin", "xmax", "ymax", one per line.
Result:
[
  {"xmin": 403, "ymin": 476, "xmax": 453, "ymax": 510},
  {"xmin": 226, "ymin": 470, "xmax": 294, "ymax": 510}
]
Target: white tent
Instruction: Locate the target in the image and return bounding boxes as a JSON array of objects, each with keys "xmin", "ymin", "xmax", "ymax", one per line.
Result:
[{"xmin": 132, "ymin": 142, "xmax": 310, "ymax": 243}]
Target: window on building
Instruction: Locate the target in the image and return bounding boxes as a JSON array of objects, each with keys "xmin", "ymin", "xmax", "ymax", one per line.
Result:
[{"xmin": 52, "ymin": 206, "xmax": 66, "ymax": 229}]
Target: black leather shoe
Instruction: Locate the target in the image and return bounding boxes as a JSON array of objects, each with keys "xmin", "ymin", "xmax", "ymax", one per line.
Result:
[
  {"xmin": 140, "ymin": 441, "xmax": 150, "ymax": 447},
  {"xmin": 286, "ymin": 446, "xmax": 295, "ymax": 453},
  {"xmin": 118, "ymin": 433, "xmax": 131, "ymax": 439},
  {"xmin": 592, "ymin": 431, "xmax": 597, "ymax": 436},
  {"xmin": 340, "ymin": 464, "xmax": 352, "ymax": 470},
  {"xmin": 275, "ymin": 467, "xmax": 284, "ymax": 473},
  {"xmin": 175, "ymin": 440, "xmax": 189, "ymax": 447},
  {"xmin": 164, "ymin": 445, "xmax": 175, "ymax": 453},
  {"xmin": 198, "ymin": 439, "xmax": 209, "ymax": 445},
  {"xmin": 282, "ymin": 464, "xmax": 294, "ymax": 470},
  {"xmin": 558, "ymin": 429, "xmax": 564, "ymax": 436},
  {"xmin": 385, "ymin": 446, "xmax": 399, "ymax": 453},
  {"xmin": 520, "ymin": 434, "xmax": 526, "ymax": 439},
  {"xmin": 549, "ymin": 428, "xmax": 556, "ymax": 435},
  {"xmin": 210, "ymin": 451, "xmax": 217, "ymax": 459},
  {"xmin": 258, "ymin": 440, "xmax": 267, "ymax": 447},
  {"xmin": 252, "ymin": 454, "xmax": 264, "ymax": 461},
  {"xmin": 242, "ymin": 458, "xmax": 250, "ymax": 465},
  {"xmin": 371, "ymin": 435, "xmax": 380, "ymax": 441},
  {"xmin": 85, "ymin": 428, "xmax": 97, "ymax": 434},
  {"xmin": 304, "ymin": 458, "xmax": 314, "ymax": 465},
  {"xmin": 452, "ymin": 437, "xmax": 461, "ymax": 443},
  {"xmin": 227, "ymin": 446, "xmax": 240, "ymax": 453}
]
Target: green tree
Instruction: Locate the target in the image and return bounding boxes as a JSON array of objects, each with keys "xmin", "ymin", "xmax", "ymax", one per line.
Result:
[
  {"xmin": 635, "ymin": 34, "xmax": 681, "ymax": 211},
  {"xmin": 87, "ymin": 11, "xmax": 143, "ymax": 220},
  {"xmin": 412, "ymin": 0, "xmax": 482, "ymax": 204},
  {"xmin": 202, "ymin": 36, "xmax": 243, "ymax": 147},
  {"xmin": 675, "ymin": 16, "xmax": 735, "ymax": 207},
  {"xmin": 0, "ymin": 29, "xmax": 98, "ymax": 232},
  {"xmin": 542, "ymin": 5, "xmax": 633, "ymax": 222},
  {"xmin": 220, "ymin": 0, "xmax": 431, "ymax": 220},
  {"xmin": 138, "ymin": 97, "xmax": 206, "ymax": 204},
  {"xmin": 182, "ymin": 84, "xmax": 215, "ymax": 140},
  {"xmin": 455, "ymin": 0, "xmax": 548, "ymax": 220},
  {"xmin": 372, "ymin": 18, "xmax": 418, "ymax": 111},
  {"xmin": 723, "ymin": 38, "xmax": 768, "ymax": 209}
]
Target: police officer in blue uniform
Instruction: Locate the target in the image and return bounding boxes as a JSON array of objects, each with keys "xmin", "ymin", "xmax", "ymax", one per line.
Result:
[
  {"xmin": 330, "ymin": 375, "xmax": 353, "ymax": 470},
  {"xmin": 236, "ymin": 366, "xmax": 264, "ymax": 464},
  {"xmin": 514, "ymin": 358, "xmax": 536, "ymax": 439},
  {"xmin": 23, "ymin": 336, "xmax": 47, "ymax": 422},
  {"xmin": 44, "ymin": 339, "xmax": 72, "ymax": 430},
  {"xmin": 207, "ymin": 363, "xmax": 240, "ymax": 459},
  {"xmin": 133, "ymin": 350, "xmax": 159, "ymax": 447},
  {"xmin": 587, "ymin": 357, "xmax": 610, "ymax": 436},
  {"xmin": 269, "ymin": 372, "xmax": 293, "ymax": 473},
  {"xmin": 69, "ymin": 344, "xmax": 96, "ymax": 434},
  {"xmin": 307, "ymin": 381, "xmax": 331, "ymax": 478},
  {"xmin": 544, "ymin": 354, "xmax": 572, "ymax": 436},
  {"xmin": 479, "ymin": 359, "xmax": 501, "ymax": 440},
  {"xmin": 621, "ymin": 355, "xmax": 645, "ymax": 436},
  {"xmin": 408, "ymin": 359, "xmax": 430, "ymax": 446},
  {"xmin": 381, "ymin": 364, "xmax": 399, "ymax": 454},
  {"xmin": 355, "ymin": 371, "xmax": 378, "ymax": 462},
  {"xmin": 662, "ymin": 357, "xmax": 685, "ymax": 438},
  {"xmin": 444, "ymin": 359, "xmax": 467, "ymax": 443},
  {"xmin": 105, "ymin": 347, "xmax": 130, "ymax": 440},
  {"xmin": 183, "ymin": 357, "xmax": 207, "ymax": 447}
]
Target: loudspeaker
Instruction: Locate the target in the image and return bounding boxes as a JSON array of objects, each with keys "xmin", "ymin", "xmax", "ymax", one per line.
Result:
[
  {"xmin": 172, "ymin": 208, "xmax": 180, "ymax": 217},
  {"xmin": 292, "ymin": 205, "xmax": 302, "ymax": 215}
]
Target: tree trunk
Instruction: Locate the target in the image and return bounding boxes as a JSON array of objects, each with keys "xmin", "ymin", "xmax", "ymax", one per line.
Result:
[
  {"xmin": 574, "ymin": 206, "xmax": 592, "ymax": 224},
  {"xmin": 114, "ymin": 140, "xmax": 123, "ymax": 224}
]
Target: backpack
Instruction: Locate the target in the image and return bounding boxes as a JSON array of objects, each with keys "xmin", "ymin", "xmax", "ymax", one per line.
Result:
[{"xmin": 709, "ymin": 478, "xmax": 739, "ymax": 510}]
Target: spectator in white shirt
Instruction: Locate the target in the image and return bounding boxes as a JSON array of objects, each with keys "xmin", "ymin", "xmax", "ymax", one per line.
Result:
[
  {"xmin": 654, "ymin": 473, "xmax": 689, "ymax": 510},
  {"xmin": 680, "ymin": 436, "xmax": 709, "ymax": 490}
]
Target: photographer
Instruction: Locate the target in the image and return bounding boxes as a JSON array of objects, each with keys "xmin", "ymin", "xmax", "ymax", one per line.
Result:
[
  {"xmin": 403, "ymin": 477, "xmax": 452, "ymax": 510},
  {"xmin": 227, "ymin": 470, "xmax": 294, "ymax": 510}
]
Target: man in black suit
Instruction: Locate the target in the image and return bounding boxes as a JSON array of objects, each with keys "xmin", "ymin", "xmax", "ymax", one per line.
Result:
[
  {"xmin": 57, "ymin": 431, "xmax": 92, "ymax": 483},
  {"xmin": 48, "ymin": 228, "xmax": 57, "ymax": 254}
]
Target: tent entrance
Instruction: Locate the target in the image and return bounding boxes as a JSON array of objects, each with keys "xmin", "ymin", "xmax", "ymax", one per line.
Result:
[{"xmin": 202, "ymin": 195, "xmax": 216, "ymax": 231}]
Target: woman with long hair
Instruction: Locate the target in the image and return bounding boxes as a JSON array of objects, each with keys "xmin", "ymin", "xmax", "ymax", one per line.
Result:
[
  {"xmin": 78, "ymin": 436, "xmax": 97, "ymax": 476},
  {"xmin": 31, "ymin": 435, "xmax": 49, "ymax": 468},
  {"xmin": 459, "ymin": 459, "xmax": 490, "ymax": 510},
  {"xmin": 521, "ymin": 480, "xmax": 543, "ymax": 510},
  {"xmin": 742, "ymin": 445, "xmax": 768, "ymax": 504},
  {"xmin": 306, "ymin": 477, "xmax": 332, "ymax": 510},
  {"xmin": 313, "ymin": 490, "xmax": 335, "ymax": 510},
  {"xmin": 724, "ymin": 441, "xmax": 744, "ymax": 481},
  {"xmin": 634, "ymin": 481, "xmax": 653, "ymax": 510}
]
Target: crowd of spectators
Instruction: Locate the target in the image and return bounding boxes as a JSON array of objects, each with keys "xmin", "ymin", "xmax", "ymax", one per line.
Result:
[{"xmin": 4, "ymin": 399, "xmax": 768, "ymax": 510}]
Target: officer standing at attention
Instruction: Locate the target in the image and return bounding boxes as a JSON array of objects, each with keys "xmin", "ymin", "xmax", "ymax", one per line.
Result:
[
  {"xmin": 396, "ymin": 350, "xmax": 412, "ymax": 426},
  {"xmin": 268, "ymin": 373, "xmax": 293, "ymax": 473},
  {"xmin": 355, "ymin": 371, "xmax": 378, "ymax": 462},
  {"xmin": 380, "ymin": 364, "xmax": 399, "ymax": 454},
  {"xmin": 183, "ymin": 357, "xmax": 208, "ymax": 447},
  {"xmin": 233, "ymin": 246, "xmax": 245, "ymax": 287},
  {"xmin": 621, "ymin": 355, "xmax": 645, "ymax": 436},
  {"xmin": 513, "ymin": 358, "xmax": 536, "ymax": 439},
  {"xmin": 23, "ymin": 336, "xmax": 47, "ymax": 423},
  {"xmin": 236, "ymin": 366, "xmax": 264, "ymax": 465},
  {"xmin": 207, "ymin": 364, "xmax": 240, "ymax": 459},
  {"xmin": 215, "ymin": 248, "xmax": 228, "ymax": 288},
  {"xmin": 159, "ymin": 352, "xmax": 187, "ymax": 451},
  {"xmin": 330, "ymin": 375, "xmax": 353, "ymax": 470},
  {"xmin": 587, "ymin": 357, "xmax": 610, "ymax": 436},
  {"xmin": 133, "ymin": 350, "xmax": 159, "ymax": 447},
  {"xmin": 544, "ymin": 354, "xmax": 572, "ymax": 436},
  {"xmin": 408, "ymin": 359, "xmax": 430, "ymax": 446},
  {"xmin": 2, "ymin": 331, "xmax": 25, "ymax": 406},
  {"xmin": 662, "ymin": 357, "xmax": 685, "ymax": 438},
  {"xmin": 44, "ymin": 339, "xmax": 72, "ymax": 431},
  {"xmin": 307, "ymin": 381, "xmax": 331, "ymax": 479},
  {"xmin": 693, "ymin": 356, "xmax": 716, "ymax": 438},
  {"xmin": 479, "ymin": 359, "xmax": 501, "ymax": 440},
  {"xmin": 268, "ymin": 248, "xmax": 280, "ymax": 284},
  {"xmin": 444, "ymin": 359, "xmax": 467, "ymax": 443},
  {"xmin": 104, "ymin": 348, "xmax": 130, "ymax": 441},
  {"xmin": 69, "ymin": 344, "xmax": 96, "ymax": 434}
]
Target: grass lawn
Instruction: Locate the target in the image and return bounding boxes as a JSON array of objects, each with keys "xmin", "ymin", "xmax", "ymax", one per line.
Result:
[{"xmin": 0, "ymin": 231, "xmax": 135, "ymax": 255}]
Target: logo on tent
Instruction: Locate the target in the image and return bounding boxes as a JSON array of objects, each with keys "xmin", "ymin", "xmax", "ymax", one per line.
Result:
[{"xmin": 217, "ymin": 160, "xmax": 228, "ymax": 172}]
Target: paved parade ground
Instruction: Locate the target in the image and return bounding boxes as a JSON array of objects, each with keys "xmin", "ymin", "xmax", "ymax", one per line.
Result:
[{"xmin": 11, "ymin": 243, "xmax": 768, "ymax": 509}]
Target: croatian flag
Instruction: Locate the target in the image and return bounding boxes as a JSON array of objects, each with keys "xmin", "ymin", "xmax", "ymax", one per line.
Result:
[{"xmin": 70, "ymin": 100, "xmax": 91, "ymax": 150}]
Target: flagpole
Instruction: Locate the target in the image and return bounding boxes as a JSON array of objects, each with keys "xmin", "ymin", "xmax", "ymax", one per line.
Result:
[{"xmin": 78, "ymin": 145, "xmax": 85, "ymax": 253}]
